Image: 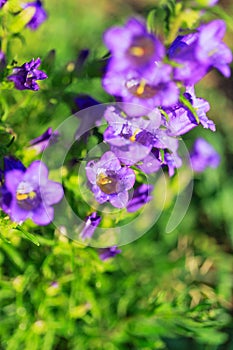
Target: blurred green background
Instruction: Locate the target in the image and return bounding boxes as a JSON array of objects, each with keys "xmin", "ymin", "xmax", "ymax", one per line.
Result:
[{"xmin": 0, "ymin": 0, "xmax": 233, "ymax": 349}]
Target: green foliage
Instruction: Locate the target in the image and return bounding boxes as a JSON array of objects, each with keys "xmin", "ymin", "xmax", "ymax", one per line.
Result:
[{"xmin": 0, "ymin": 220, "xmax": 232, "ymax": 349}]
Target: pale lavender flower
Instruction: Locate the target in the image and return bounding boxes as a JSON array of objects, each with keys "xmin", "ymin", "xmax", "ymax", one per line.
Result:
[
  {"xmin": 163, "ymin": 86, "xmax": 215, "ymax": 136},
  {"xmin": 103, "ymin": 64, "xmax": 179, "ymax": 109},
  {"xmin": 103, "ymin": 106, "xmax": 161, "ymax": 166},
  {"xmin": 190, "ymin": 138, "xmax": 220, "ymax": 172},
  {"xmin": 86, "ymin": 151, "xmax": 135, "ymax": 208},
  {"xmin": 80, "ymin": 212, "xmax": 101, "ymax": 240},
  {"xmin": 168, "ymin": 20, "xmax": 232, "ymax": 85}
]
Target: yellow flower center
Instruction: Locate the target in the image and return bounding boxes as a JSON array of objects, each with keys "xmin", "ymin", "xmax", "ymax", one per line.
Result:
[
  {"xmin": 129, "ymin": 129, "xmax": 140, "ymax": 142},
  {"xmin": 16, "ymin": 191, "xmax": 36, "ymax": 201},
  {"xmin": 96, "ymin": 173, "xmax": 119, "ymax": 195},
  {"xmin": 130, "ymin": 46, "xmax": 145, "ymax": 57}
]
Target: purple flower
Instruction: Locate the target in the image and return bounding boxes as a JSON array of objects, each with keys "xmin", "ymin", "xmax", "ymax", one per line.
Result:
[
  {"xmin": 73, "ymin": 95, "xmax": 104, "ymax": 141},
  {"xmin": 196, "ymin": 20, "xmax": 232, "ymax": 77},
  {"xmin": 103, "ymin": 106, "xmax": 161, "ymax": 165},
  {"xmin": 0, "ymin": 157, "xmax": 26, "ymax": 214},
  {"xmin": 80, "ymin": 212, "xmax": 101, "ymax": 240},
  {"xmin": 24, "ymin": 0, "xmax": 47, "ymax": 30},
  {"xmin": 150, "ymin": 129, "xmax": 182, "ymax": 175},
  {"xmin": 136, "ymin": 152, "xmax": 161, "ymax": 174},
  {"xmin": 208, "ymin": 0, "xmax": 219, "ymax": 5},
  {"xmin": 86, "ymin": 151, "xmax": 135, "ymax": 208},
  {"xmin": 73, "ymin": 95, "xmax": 99, "ymax": 113},
  {"xmin": 3, "ymin": 156, "xmax": 26, "ymax": 173},
  {"xmin": 0, "ymin": 0, "xmax": 7, "ymax": 8},
  {"xmin": 190, "ymin": 138, "xmax": 220, "ymax": 172},
  {"xmin": 0, "ymin": 185, "xmax": 12, "ymax": 214},
  {"xmin": 163, "ymin": 151, "xmax": 182, "ymax": 177},
  {"xmin": 195, "ymin": 0, "xmax": 219, "ymax": 6},
  {"xmin": 4, "ymin": 160, "xmax": 63, "ymax": 225},
  {"xmin": 99, "ymin": 246, "xmax": 121, "ymax": 261},
  {"xmin": 29, "ymin": 128, "xmax": 59, "ymax": 154},
  {"xmin": 169, "ymin": 20, "xmax": 232, "ymax": 85},
  {"xmin": 127, "ymin": 184, "xmax": 153, "ymax": 212},
  {"xmin": 0, "ymin": 51, "xmax": 6, "ymax": 71},
  {"xmin": 8, "ymin": 58, "xmax": 47, "ymax": 91},
  {"xmin": 163, "ymin": 86, "xmax": 215, "ymax": 136},
  {"xmin": 104, "ymin": 17, "xmax": 165, "ymax": 73},
  {"xmin": 103, "ymin": 63, "xmax": 179, "ymax": 109}
]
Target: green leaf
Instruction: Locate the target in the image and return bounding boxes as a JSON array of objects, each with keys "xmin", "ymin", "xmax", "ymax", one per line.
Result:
[
  {"xmin": 1, "ymin": 242, "xmax": 25, "ymax": 269},
  {"xmin": 8, "ymin": 7, "xmax": 35, "ymax": 33},
  {"xmin": 15, "ymin": 226, "xmax": 40, "ymax": 246},
  {"xmin": 166, "ymin": 3, "xmax": 200, "ymax": 44},
  {"xmin": 6, "ymin": 0, "xmax": 23, "ymax": 13},
  {"xmin": 147, "ymin": 0, "xmax": 176, "ymax": 37},
  {"xmin": 146, "ymin": 7, "xmax": 167, "ymax": 39}
]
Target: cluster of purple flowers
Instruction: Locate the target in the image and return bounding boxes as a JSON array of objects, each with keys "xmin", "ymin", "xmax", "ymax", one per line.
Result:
[
  {"xmin": 0, "ymin": 5, "xmax": 229, "ymax": 260},
  {"xmin": 82, "ymin": 16, "xmax": 229, "ymax": 244}
]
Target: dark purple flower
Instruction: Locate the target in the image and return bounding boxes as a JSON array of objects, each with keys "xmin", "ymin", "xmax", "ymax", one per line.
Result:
[
  {"xmin": 3, "ymin": 156, "xmax": 26, "ymax": 173},
  {"xmin": 86, "ymin": 151, "xmax": 135, "ymax": 208},
  {"xmin": 74, "ymin": 95, "xmax": 99, "ymax": 112},
  {"xmin": 104, "ymin": 17, "xmax": 164, "ymax": 73},
  {"xmin": 127, "ymin": 184, "xmax": 153, "ymax": 212},
  {"xmin": 74, "ymin": 96, "xmax": 105, "ymax": 142},
  {"xmin": 0, "ymin": 157, "xmax": 26, "ymax": 214},
  {"xmin": 0, "ymin": 185, "xmax": 12, "ymax": 214},
  {"xmin": 29, "ymin": 128, "xmax": 59, "ymax": 154},
  {"xmin": 4, "ymin": 160, "xmax": 63, "ymax": 225},
  {"xmin": 0, "ymin": 51, "xmax": 6, "ymax": 70},
  {"xmin": 8, "ymin": 58, "xmax": 47, "ymax": 91},
  {"xmin": 0, "ymin": 0, "xmax": 7, "ymax": 8},
  {"xmin": 80, "ymin": 212, "xmax": 101, "ymax": 240},
  {"xmin": 190, "ymin": 138, "xmax": 220, "ymax": 172},
  {"xmin": 99, "ymin": 246, "xmax": 121, "ymax": 261},
  {"xmin": 75, "ymin": 49, "xmax": 89, "ymax": 73},
  {"xmin": 168, "ymin": 20, "xmax": 232, "ymax": 85},
  {"xmin": 24, "ymin": 0, "xmax": 47, "ymax": 30},
  {"xmin": 163, "ymin": 86, "xmax": 215, "ymax": 136},
  {"xmin": 103, "ymin": 106, "xmax": 161, "ymax": 165},
  {"xmin": 103, "ymin": 63, "xmax": 179, "ymax": 109}
]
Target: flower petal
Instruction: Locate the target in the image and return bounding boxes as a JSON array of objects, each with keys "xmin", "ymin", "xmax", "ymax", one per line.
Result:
[
  {"xmin": 110, "ymin": 191, "xmax": 129, "ymax": 208},
  {"xmin": 23, "ymin": 160, "xmax": 48, "ymax": 186},
  {"xmin": 32, "ymin": 205, "xmax": 54, "ymax": 225},
  {"xmin": 41, "ymin": 181, "xmax": 64, "ymax": 206},
  {"xmin": 5, "ymin": 170, "xmax": 24, "ymax": 193}
]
